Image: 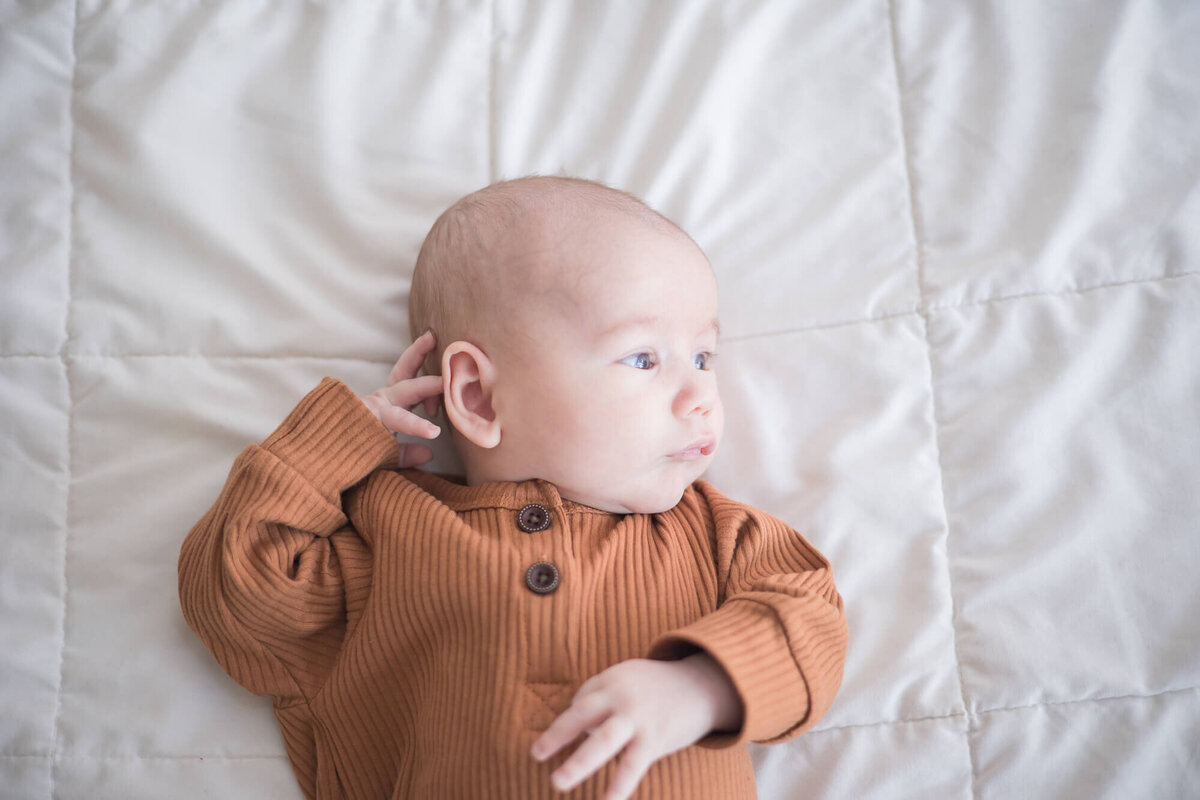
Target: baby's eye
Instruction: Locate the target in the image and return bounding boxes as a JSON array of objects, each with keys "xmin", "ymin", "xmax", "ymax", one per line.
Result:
[
  {"xmin": 621, "ymin": 352, "xmax": 656, "ymax": 370},
  {"xmin": 693, "ymin": 352, "xmax": 716, "ymax": 371}
]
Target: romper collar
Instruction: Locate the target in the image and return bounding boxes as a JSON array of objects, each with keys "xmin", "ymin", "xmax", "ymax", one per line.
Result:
[{"xmin": 399, "ymin": 468, "xmax": 620, "ymax": 519}]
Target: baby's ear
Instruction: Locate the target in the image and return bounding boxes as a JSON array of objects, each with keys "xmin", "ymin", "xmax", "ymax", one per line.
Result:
[{"xmin": 441, "ymin": 341, "xmax": 501, "ymax": 449}]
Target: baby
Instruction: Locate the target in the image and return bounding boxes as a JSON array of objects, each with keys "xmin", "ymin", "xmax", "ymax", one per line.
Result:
[{"xmin": 179, "ymin": 176, "xmax": 847, "ymax": 799}]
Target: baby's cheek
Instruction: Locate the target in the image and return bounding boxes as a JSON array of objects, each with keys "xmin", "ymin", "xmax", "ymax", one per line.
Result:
[{"xmin": 709, "ymin": 399, "xmax": 726, "ymax": 444}]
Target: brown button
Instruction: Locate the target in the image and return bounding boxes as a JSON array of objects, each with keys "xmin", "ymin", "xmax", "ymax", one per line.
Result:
[
  {"xmin": 517, "ymin": 503, "xmax": 551, "ymax": 533},
  {"xmin": 525, "ymin": 562, "xmax": 560, "ymax": 594}
]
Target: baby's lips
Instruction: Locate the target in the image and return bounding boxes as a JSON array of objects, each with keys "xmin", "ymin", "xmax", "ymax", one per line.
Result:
[{"xmin": 669, "ymin": 436, "xmax": 716, "ymax": 460}]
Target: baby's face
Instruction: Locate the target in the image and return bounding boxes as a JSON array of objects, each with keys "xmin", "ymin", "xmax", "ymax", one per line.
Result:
[{"xmin": 489, "ymin": 213, "xmax": 723, "ymax": 513}]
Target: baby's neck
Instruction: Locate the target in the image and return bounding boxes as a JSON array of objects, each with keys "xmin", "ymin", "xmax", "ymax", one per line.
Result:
[{"xmin": 456, "ymin": 444, "xmax": 528, "ymax": 489}]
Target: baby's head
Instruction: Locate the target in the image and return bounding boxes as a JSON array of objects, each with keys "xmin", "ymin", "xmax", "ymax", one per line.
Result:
[{"xmin": 409, "ymin": 176, "xmax": 723, "ymax": 514}]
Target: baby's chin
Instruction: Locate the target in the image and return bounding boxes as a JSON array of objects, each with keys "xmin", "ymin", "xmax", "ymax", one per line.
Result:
[{"xmin": 561, "ymin": 483, "xmax": 689, "ymax": 515}]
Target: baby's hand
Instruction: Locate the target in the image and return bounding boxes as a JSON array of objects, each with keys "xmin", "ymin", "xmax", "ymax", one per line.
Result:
[
  {"xmin": 360, "ymin": 331, "xmax": 443, "ymax": 468},
  {"xmin": 530, "ymin": 653, "xmax": 743, "ymax": 800}
]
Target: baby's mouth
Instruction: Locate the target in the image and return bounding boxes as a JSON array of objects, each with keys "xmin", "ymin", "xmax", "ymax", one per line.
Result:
[{"xmin": 668, "ymin": 437, "xmax": 716, "ymax": 461}]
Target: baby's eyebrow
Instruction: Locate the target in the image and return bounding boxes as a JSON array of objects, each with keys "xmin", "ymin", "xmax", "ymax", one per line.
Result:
[{"xmin": 598, "ymin": 315, "xmax": 721, "ymax": 338}]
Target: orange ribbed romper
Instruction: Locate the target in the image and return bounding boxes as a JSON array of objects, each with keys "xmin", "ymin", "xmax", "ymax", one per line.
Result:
[{"xmin": 179, "ymin": 378, "xmax": 848, "ymax": 799}]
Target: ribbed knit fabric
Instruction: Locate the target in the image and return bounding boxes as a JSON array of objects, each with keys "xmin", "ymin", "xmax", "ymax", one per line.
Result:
[{"xmin": 178, "ymin": 378, "xmax": 848, "ymax": 799}]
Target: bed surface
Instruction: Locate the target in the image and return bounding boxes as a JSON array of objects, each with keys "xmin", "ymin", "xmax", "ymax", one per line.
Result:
[{"xmin": 2, "ymin": 1, "xmax": 1198, "ymax": 797}]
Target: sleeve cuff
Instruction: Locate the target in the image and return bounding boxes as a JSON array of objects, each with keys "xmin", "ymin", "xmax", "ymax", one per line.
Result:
[
  {"xmin": 259, "ymin": 377, "xmax": 399, "ymax": 503},
  {"xmin": 646, "ymin": 598, "xmax": 812, "ymax": 749}
]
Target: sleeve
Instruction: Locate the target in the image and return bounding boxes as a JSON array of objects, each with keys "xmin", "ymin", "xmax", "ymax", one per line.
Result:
[
  {"xmin": 645, "ymin": 481, "xmax": 848, "ymax": 748},
  {"xmin": 178, "ymin": 377, "xmax": 400, "ymax": 703}
]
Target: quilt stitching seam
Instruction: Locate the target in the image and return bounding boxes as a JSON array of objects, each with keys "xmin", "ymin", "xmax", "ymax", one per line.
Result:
[
  {"xmin": 48, "ymin": 1, "xmax": 82, "ymax": 796},
  {"xmin": 11, "ymin": 684, "xmax": 1194, "ymax": 762},
  {"xmin": 2, "ymin": 271, "xmax": 1194, "ymax": 362},
  {"xmin": 719, "ymin": 270, "xmax": 1200, "ymax": 344},
  {"xmin": 884, "ymin": 2, "xmax": 979, "ymax": 799},
  {"xmin": 8, "ymin": 684, "xmax": 1195, "ymax": 761},
  {"xmin": 488, "ymin": 0, "xmax": 498, "ymax": 183},
  {"xmin": 923, "ymin": 269, "xmax": 1200, "ymax": 314}
]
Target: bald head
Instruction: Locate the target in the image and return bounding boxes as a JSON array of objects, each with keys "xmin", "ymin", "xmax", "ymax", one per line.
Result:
[{"xmin": 408, "ymin": 176, "xmax": 697, "ymax": 373}]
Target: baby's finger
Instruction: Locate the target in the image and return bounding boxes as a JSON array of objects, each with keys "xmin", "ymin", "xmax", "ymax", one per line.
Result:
[
  {"xmin": 531, "ymin": 690, "xmax": 610, "ymax": 765},
  {"xmin": 387, "ymin": 331, "xmax": 437, "ymax": 386},
  {"xmin": 550, "ymin": 714, "xmax": 635, "ymax": 793},
  {"xmin": 601, "ymin": 738, "xmax": 654, "ymax": 800},
  {"xmin": 422, "ymin": 394, "xmax": 441, "ymax": 419},
  {"xmin": 377, "ymin": 404, "xmax": 441, "ymax": 439},
  {"xmin": 395, "ymin": 442, "xmax": 434, "ymax": 470},
  {"xmin": 382, "ymin": 374, "xmax": 443, "ymax": 410}
]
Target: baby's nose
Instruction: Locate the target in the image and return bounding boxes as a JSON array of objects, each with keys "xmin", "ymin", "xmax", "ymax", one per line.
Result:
[{"xmin": 673, "ymin": 375, "xmax": 715, "ymax": 418}]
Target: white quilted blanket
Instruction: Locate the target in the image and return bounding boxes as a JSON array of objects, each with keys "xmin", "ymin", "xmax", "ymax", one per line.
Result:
[{"xmin": 2, "ymin": 1, "xmax": 1198, "ymax": 798}]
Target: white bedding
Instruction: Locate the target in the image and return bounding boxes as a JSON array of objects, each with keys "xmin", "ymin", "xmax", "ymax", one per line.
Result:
[{"xmin": 3, "ymin": 1, "xmax": 1198, "ymax": 797}]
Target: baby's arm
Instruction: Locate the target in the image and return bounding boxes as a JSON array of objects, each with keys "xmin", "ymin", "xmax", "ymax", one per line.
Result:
[
  {"xmin": 178, "ymin": 336, "xmax": 442, "ymax": 701},
  {"xmin": 532, "ymin": 483, "xmax": 847, "ymax": 799},
  {"xmin": 643, "ymin": 483, "xmax": 848, "ymax": 747}
]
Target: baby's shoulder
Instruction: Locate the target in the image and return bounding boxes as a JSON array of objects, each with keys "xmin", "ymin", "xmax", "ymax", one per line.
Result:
[
  {"xmin": 671, "ymin": 480, "xmax": 794, "ymax": 535},
  {"xmin": 345, "ymin": 467, "xmax": 445, "ymax": 518}
]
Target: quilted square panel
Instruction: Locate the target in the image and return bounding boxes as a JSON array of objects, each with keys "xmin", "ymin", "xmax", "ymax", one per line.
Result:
[
  {"xmin": 752, "ymin": 716, "xmax": 972, "ymax": 800},
  {"xmin": 0, "ymin": 359, "xmax": 70, "ymax": 756},
  {"xmin": 0, "ymin": 1, "xmax": 73, "ymax": 355},
  {"xmin": 52, "ymin": 757, "xmax": 297, "ymax": 800},
  {"xmin": 708, "ymin": 315, "xmax": 960, "ymax": 729},
  {"xmin": 929, "ymin": 275, "xmax": 1200, "ymax": 712},
  {"xmin": 493, "ymin": 0, "xmax": 920, "ymax": 337},
  {"xmin": 0, "ymin": 758, "xmax": 50, "ymax": 800},
  {"xmin": 67, "ymin": 0, "xmax": 490, "ymax": 360},
  {"xmin": 895, "ymin": 1, "xmax": 1200, "ymax": 308},
  {"xmin": 971, "ymin": 690, "xmax": 1200, "ymax": 800}
]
